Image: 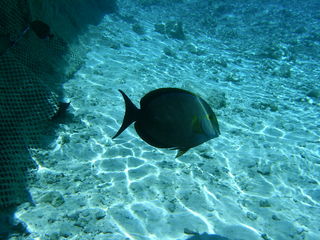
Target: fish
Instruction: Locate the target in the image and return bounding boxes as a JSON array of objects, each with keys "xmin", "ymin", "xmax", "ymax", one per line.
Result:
[
  {"xmin": 51, "ymin": 102, "xmax": 71, "ymax": 120},
  {"xmin": 183, "ymin": 229, "xmax": 230, "ymax": 240},
  {"xmin": 112, "ymin": 88, "xmax": 220, "ymax": 157},
  {"xmin": 185, "ymin": 232, "xmax": 230, "ymax": 240},
  {"xmin": 30, "ymin": 20, "xmax": 54, "ymax": 39}
]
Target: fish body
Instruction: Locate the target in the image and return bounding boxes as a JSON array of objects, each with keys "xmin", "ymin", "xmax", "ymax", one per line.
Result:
[
  {"xmin": 51, "ymin": 102, "xmax": 71, "ymax": 120},
  {"xmin": 113, "ymin": 88, "xmax": 220, "ymax": 157}
]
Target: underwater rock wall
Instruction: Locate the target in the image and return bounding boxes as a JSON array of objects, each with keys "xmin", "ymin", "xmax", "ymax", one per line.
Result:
[
  {"xmin": 28, "ymin": 0, "xmax": 118, "ymax": 41},
  {"xmin": 0, "ymin": 0, "xmax": 118, "ymax": 209},
  {"xmin": 0, "ymin": 0, "xmax": 117, "ymax": 238}
]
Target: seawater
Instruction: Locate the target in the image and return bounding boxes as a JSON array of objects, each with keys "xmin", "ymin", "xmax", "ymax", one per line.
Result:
[{"xmin": 14, "ymin": 0, "xmax": 320, "ymax": 240}]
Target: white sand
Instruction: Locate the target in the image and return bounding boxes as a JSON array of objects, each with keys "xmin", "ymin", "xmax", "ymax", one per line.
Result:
[{"xmin": 13, "ymin": 1, "xmax": 320, "ymax": 240}]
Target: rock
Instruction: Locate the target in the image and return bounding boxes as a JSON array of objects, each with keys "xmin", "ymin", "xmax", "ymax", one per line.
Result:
[
  {"xmin": 95, "ymin": 209, "xmax": 106, "ymax": 220},
  {"xmin": 154, "ymin": 23, "xmax": 166, "ymax": 34},
  {"xmin": 39, "ymin": 170, "xmax": 65, "ymax": 185},
  {"xmin": 225, "ymin": 73, "xmax": 241, "ymax": 83},
  {"xmin": 48, "ymin": 232, "xmax": 60, "ymax": 240},
  {"xmin": 260, "ymin": 45, "xmax": 286, "ymax": 60},
  {"xmin": 257, "ymin": 164, "xmax": 271, "ymax": 175},
  {"xmin": 163, "ymin": 46, "xmax": 177, "ymax": 57},
  {"xmin": 272, "ymin": 214, "xmax": 281, "ymax": 221},
  {"xmin": 132, "ymin": 23, "xmax": 145, "ymax": 35},
  {"xmin": 185, "ymin": 43, "xmax": 205, "ymax": 55},
  {"xmin": 155, "ymin": 21, "xmax": 186, "ymax": 40},
  {"xmin": 208, "ymin": 91, "xmax": 227, "ymax": 109},
  {"xmin": 273, "ymin": 64, "xmax": 291, "ymax": 78},
  {"xmin": 0, "ymin": 208, "xmax": 29, "ymax": 239},
  {"xmin": 40, "ymin": 191, "xmax": 65, "ymax": 207},
  {"xmin": 165, "ymin": 21, "xmax": 186, "ymax": 40},
  {"xmin": 307, "ymin": 89, "xmax": 320, "ymax": 98},
  {"xmin": 186, "ymin": 43, "xmax": 197, "ymax": 54},
  {"xmin": 165, "ymin": 200, "xmax": 177, "ymax": 213},
  {"xmin": 259, "ymin": 199, "xmax": 271, "ymax": 208},
  {"xmin": 59, "ymin": 223, "xmax": 74, "ymax": 238},
  {"xmin": 261, "ymin": 233, "xmax": 271, "ymax": 240},
  {"xmin": 251, "ymin": 102, "xmax": 278, "ymax": 112},
  {"xmin": 246, "ymin": 211, "xmax": 258, "ymax": 221},
  {"xmin": 99, "ymin": 36, "xmax": 121, "ymax": 49}
]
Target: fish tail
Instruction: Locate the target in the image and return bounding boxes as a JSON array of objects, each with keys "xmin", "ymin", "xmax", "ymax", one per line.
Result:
[{"xmin": 112, "ymin": 90, "xmax": 139, "ymax": 139}]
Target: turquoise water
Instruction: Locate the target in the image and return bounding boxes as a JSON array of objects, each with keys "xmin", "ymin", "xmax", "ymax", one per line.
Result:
[{"xmin": 14, "ymin": 1, "xmax": 320, "ymax": 240}]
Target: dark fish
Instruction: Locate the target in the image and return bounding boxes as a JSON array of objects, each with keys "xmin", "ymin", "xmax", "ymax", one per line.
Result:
[
  {"xmin": 51, "ymin": 102, "xmax": 71, "ymax": 120},
  {"xmin": 185, "ymin": 232, "xmax": 230, "ymax": 240},
  {"xmin": 30, "ymin": 20, "xmax": 54, "ymax": 39},
  {"xmin": 113, "ymin": 88, "xmax": 220, "ymax": 157}
]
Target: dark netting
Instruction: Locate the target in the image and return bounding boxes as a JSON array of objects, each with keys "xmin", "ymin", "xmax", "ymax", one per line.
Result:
[
  {"xmin": 0, "ymin": 0, "xmax": 73, "ymax": 209},
  {"xmin": 0, "ymin": 0, "xmax": 117, "ymax": 213}
]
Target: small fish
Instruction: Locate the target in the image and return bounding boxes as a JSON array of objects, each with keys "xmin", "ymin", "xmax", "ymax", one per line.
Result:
[
  {"xmin": 185, "ymin": 232, "xmax": 230, "ymax": 240},
  {"xmin": 30, "ymin": 20, "xmax": 54, "ymax": 39},
  {"xmin": 113, "ymin": 88, "xmax": 220, "ymax": 157},
  {"xmin": 184, "ymin": 230, "xmax": 230, "ymax": 240},
  {"xmin": 51, "ymin": 101, "xmax": 71, "ymax": 120}
]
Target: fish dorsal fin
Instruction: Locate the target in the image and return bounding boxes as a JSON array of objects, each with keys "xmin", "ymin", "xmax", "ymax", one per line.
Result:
[
  {"xmin": 113, "ymin": 90, "xmax": 140, "ymax": 139},
  {"xmin": 140, "ymin": 88, "xmax": 194, "ymax": 108}
]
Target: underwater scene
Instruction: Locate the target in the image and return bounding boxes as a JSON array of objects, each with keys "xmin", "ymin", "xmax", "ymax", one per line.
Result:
[{"xmin": 11, "ymin": 0, "xmax": 320, "ymax": 239}]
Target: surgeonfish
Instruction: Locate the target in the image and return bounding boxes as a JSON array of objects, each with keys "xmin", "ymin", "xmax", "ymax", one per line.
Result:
[
  {"xmin": 113, "ymin": 88, "xmax": 220, "ymax": 157},
  {"xmin": 51, "ymin": 102, "xmax": 71, "ymax": 120}
]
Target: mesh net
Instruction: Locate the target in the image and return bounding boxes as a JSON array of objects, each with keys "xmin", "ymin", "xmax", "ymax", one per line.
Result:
[{"xmin": 0, "ymin": 0, "xmax": 71, "ymax": 208}]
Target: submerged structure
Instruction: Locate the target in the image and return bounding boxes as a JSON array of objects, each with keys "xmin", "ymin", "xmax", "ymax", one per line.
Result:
[{"xmin": 0, "ymin": 0, "xmax": 117, "ymax": 238}]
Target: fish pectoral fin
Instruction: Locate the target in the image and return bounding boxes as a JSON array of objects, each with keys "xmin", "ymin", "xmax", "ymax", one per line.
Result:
[
  {"xmin": 175, "ymin": 148, "xmax": 190, "ymax": 158},
  {"xmin": 191, "ymin": 115, "xmax": 204, "ymax": 134}
]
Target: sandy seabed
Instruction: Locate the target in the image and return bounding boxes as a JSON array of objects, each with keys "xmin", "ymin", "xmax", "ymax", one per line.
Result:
[{"xmin": 13, "ymin": 1, "xmax": 320, "ymax": 240}]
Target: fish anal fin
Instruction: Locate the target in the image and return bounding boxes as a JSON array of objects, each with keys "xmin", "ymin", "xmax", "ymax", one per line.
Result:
[{"xmin": 175, "ymin": 148, "xmax": 190, "ymax": 158}]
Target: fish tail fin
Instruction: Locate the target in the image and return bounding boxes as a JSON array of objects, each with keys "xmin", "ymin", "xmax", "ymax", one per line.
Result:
[{"xmin": 112, "ymin": 90, "xmax": 139, "ymax": 139}]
